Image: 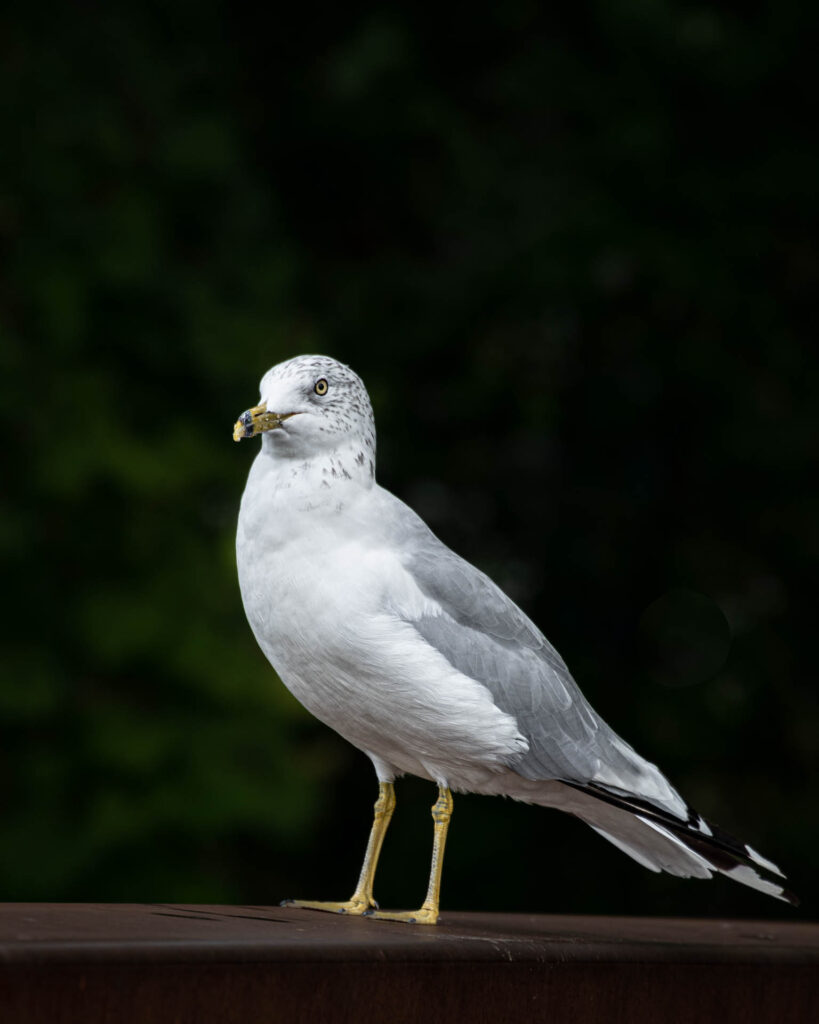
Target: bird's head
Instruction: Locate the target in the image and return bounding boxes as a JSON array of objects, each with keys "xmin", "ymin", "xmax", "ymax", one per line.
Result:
[{"xmin": 233, "ymin": 355, "xmax": 376, "ymax": 466}]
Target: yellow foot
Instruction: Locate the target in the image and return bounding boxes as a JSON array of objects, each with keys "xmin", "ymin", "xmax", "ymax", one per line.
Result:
[
  {"xmin": 280, "ymin": 897, "xmax": 375, "ymax": 916},
  {"xmin": 363, "ymin": 907, "xmax": 439, "ymax": 926}
]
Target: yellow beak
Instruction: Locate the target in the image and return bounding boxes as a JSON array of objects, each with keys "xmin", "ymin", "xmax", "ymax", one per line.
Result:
[{"xmin": 233, "ymin": 403, "xmax": 298, "ymax": 442}]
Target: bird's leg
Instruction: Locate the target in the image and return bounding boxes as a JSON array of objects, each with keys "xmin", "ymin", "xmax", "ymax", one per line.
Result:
[
  {"xmin": 365, "ymin": 785, "xmax": 453, "ymax": 925},
  {"xmin": 282, "ymin": 780, "xmax": 395, "ymax": 915}
]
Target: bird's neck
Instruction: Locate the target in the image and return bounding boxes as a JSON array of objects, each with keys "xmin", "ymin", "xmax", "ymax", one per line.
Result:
[{"xmin": 255, "ymin": 436, "xmax": 376, "ymax": 511}]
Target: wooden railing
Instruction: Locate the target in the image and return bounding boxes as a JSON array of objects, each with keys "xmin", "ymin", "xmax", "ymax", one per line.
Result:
[{"xmin": 1, "ymin": 904, "xmax": 816, "ymax": 1022}]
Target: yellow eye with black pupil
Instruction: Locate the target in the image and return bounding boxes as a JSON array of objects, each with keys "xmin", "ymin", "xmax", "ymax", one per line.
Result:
[{"xmin": 314, "ymin": 379, "xmax": 328, "ymax": 395}]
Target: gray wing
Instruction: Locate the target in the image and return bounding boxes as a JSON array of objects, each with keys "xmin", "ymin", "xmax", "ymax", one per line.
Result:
[{"xmin": 396, "ymin": 510, "xmax": 648, "ymax": 787}]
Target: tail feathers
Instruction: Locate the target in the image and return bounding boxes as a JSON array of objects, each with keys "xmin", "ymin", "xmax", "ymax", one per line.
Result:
[
  {"xmin": 565, "ymin": 781, "xmax": 798, "ymax": 906},
  {"xmin": 587, "ymin": 824, "xmax": 663, "ymax": 874}
]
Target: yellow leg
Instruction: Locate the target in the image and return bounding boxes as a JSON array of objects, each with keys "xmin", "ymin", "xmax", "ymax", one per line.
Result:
[
  {"xmin": 365, "ymin": 785, "xmax": 453, "ymax": 925},
  {"xmin": 282, "ymin": 781, "xmax": 395, "ymax": 915}
]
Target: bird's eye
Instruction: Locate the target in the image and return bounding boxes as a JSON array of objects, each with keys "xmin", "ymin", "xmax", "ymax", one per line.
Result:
[{"xmin": 314, "ymin": 378, "xmax": 329, "ymax": 396}]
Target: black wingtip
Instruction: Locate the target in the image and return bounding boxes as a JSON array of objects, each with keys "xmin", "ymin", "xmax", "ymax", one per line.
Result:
[{"xmin": 565, "ymin": 780, "xmax": 798, "ymax": 906}]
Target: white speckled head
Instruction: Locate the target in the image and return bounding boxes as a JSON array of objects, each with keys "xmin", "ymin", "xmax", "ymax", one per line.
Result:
[{"xmin": 254, "ymin": 355, "xmax": 376, "ymax": 477}]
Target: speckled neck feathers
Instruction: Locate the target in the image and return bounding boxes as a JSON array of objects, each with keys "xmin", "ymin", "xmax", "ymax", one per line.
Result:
[{"xmin": 254, "ymin": 355, "xmax": 376, "ymax": 507}]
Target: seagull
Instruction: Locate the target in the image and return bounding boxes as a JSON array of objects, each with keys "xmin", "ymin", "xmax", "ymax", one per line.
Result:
[{"xmin": 233, "ymin": 354, "xmax": 796, "ymax": 922}]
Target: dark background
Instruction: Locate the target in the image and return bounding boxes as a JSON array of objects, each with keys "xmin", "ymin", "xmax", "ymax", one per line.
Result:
[{"xmin": 1, "ymin": 1, "xmax": 816, "ymax": 918}]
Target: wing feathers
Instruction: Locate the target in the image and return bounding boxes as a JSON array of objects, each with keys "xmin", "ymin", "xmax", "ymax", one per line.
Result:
[
  {"xmin": 564, "ymin": 781, "xmax": 798, "ymax": 905},
  {"xmin": 388, "ymin": 495, "xmax": 795, "ymax": 904}
]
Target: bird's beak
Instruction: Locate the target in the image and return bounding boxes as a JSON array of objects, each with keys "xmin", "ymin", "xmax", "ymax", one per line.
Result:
[{"xmin": 232, "ymin": 403, "xmax": 298, "ymax": 442}]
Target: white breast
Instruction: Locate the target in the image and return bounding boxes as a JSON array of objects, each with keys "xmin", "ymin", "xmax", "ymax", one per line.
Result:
[{"xmin": 236, "ymin": 451, "xmax": 528, "ymax": 787}]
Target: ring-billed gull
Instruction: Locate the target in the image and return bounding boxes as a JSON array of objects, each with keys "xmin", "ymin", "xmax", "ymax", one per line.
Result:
[{"xmin": 234, "ymin": 355, "xmax": 796, "ymax": 922}]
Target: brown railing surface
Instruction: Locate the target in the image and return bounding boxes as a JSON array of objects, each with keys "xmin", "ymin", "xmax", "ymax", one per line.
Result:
[{"xmin": 1, "ymin": 904, "xmax": 817, "ymax": 1023}]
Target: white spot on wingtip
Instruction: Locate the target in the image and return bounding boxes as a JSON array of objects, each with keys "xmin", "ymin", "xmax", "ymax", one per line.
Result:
[
  {"xmin": 725, "ymin": 864, "xmax": 789, "ymax": 902},
  {"xmin": 746, "ymin": 844, "xmax": 785, "ymax": 878}
]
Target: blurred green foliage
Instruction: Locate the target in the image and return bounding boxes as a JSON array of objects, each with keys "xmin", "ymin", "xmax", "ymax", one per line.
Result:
[{"xmin": 1, "ymin": 1, "xmax": 816, "ymax": 916}]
